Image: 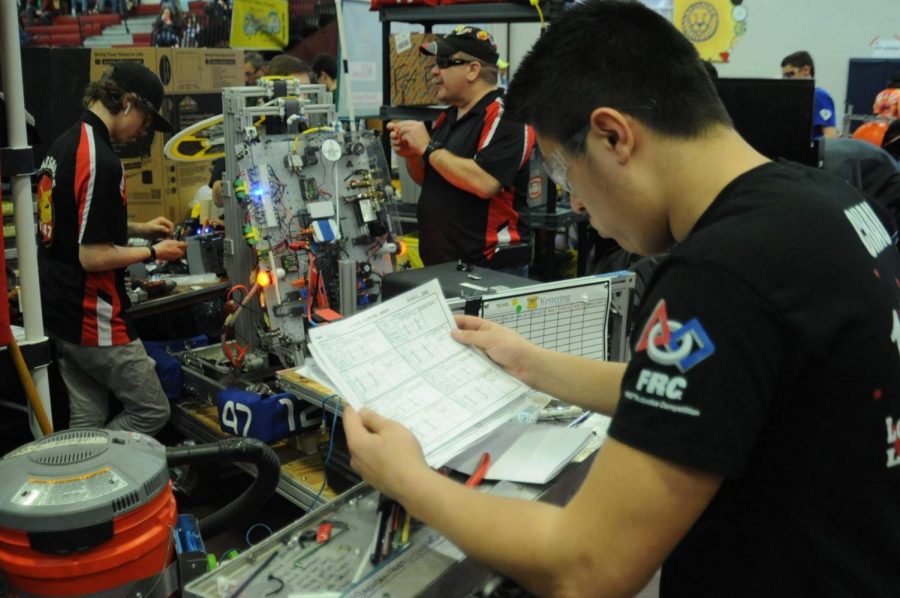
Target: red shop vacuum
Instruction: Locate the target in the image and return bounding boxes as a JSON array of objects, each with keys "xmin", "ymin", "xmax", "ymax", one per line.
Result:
[{"xmin": 0, "ymin": 429, "xmax": 280, "ymax": 597}]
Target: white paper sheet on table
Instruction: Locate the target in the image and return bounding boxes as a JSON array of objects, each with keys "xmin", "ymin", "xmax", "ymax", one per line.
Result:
[
  {"xmin": 307, "ymin": 279, "xmax": 531, "ymax": 467},
  {"xmin": 446, "ymin": 421, "xmax": 593, "ymax": 485}
]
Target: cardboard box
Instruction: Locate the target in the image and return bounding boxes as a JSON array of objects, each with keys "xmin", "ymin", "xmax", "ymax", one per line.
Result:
[
  {"xmin": 123, "ymin": 134, "xmax": 167, "ymax": 226},
  {"xmin": 127, "ymin": 199, "xmax": 167, "ymax": 225},
  {"xmin": 92, "ymin": 49, "xmax": 241, "ymax": 223},
  {"xmin": 89, "ymin": 47, "xmax": 159, "ymax": 80},
  {"xmin": 164, "ymin": 92, "xmax": 228, "ymax": 148},
  {"xmin": 159, "ymin": 48, "xmax": 244, "ymax": 93},
  {"xmin": 156, "ymin": 49, "xmax": 242, "ymax": 223},
  {"xmin": 163, "ymin": 159, "xmax": 215, "ymax": 223},
  {"xmin": 390, "ymin": 32, "xmax": 440, "ymax": 106},
  {"xmin": 22, "ymin": 48, "xmax": 242, "ymax": 225},
  {"xmin": 161, "ymin": 92, "xmax": 230, "ymax": 222},
  {"xmin": 90, "ymin": 48, "xmax": 165, "ymax": 211},
  {"xmin": 121, "ymin": 136, "xmax": 165, "ymax": 205}
]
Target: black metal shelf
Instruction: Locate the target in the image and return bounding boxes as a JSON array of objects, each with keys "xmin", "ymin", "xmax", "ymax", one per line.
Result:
[{"xmin": 379, "ymin": 1, "xmax": 563, "ymax": 24}]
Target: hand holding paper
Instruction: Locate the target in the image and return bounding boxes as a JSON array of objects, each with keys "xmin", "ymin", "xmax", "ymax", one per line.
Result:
[
  {"xmin": 342, "ymin": 406, "xmax": 431, "ymax": 500},
  {"xmin": 308, "ymin": 279, "xmax": 531, "ymax": 467},
  {"xmin": 451, "ymin": 314, "xmax": 545, "ymax": 387}
]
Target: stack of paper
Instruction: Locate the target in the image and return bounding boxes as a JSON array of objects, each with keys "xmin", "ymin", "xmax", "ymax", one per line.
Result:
[{"xmin": 308, "ymin": 279, "xmax": 532, "ymax": 467}]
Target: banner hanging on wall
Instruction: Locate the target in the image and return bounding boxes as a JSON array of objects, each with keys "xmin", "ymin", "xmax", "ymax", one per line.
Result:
[
  {"xmin": 230, "ymin": 0, "xmax": 289, "ymax": 50},
  {"xmin": 673, "ymin": 0, "xmax": 748, "ymax": 63}
]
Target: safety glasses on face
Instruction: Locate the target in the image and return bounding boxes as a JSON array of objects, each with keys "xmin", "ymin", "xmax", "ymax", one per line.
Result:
[
  {"xmin": 434, "ymin": 55, "xmax": 471, "ymax": 70},
  {"xmin": 134, "ymin": 97, "xmax": 156, "ymax": 130},
  {"xmin": 543, "ymin": 102, "xmax": 660, "ymax": 193},
  {"xmin": 543, "ymin": 126, "xmax": 589, "ymax": 194}
]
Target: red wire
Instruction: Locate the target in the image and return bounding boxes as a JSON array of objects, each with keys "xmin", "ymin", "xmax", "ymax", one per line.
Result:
[
  {"xmin": 222, "ymin": 281, "xmax": 257, "ymax": 369},
  {"xmin": 316, "ymin": 268, "xmax": 329, "ymax": 308},
  {"xmin": 307, "ymin": 254, "xmax": 317, "ymax": 322},
  {"xmin": 221, "ymin": 335, "xmax": 247, "ymax": 369},
  {"xmin": 227, "ymin": 284, "xmax": 250, "ymax": 302}
]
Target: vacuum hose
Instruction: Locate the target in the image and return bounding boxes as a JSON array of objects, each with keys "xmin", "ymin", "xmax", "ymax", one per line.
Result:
[{"xmin": 166, "ymin": 437, "xmax": 280, "ymax": 539}]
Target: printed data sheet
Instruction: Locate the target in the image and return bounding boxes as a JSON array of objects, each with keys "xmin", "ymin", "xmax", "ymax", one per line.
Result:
[{"xmin": 308, "ymin": 279, "xmax": 530, "ymax": 466}]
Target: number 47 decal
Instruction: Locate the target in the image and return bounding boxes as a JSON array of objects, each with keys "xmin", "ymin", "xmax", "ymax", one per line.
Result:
[
  {"xmin": 220, "ymin": 398, "xmax": 298, "ymax": 437},
  {"xmin": 220, "ymin": 401, "xmax": 253, "ymax": 436}
]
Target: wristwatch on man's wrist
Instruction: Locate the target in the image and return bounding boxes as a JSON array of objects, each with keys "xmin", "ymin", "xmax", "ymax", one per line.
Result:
[
  {"xmin": 422, "ymin": 140, "xmax": 443, "ymax": 164},
  {"xmin": 144, "ymin": 245, "xmax": 157, "ymax": 263}
]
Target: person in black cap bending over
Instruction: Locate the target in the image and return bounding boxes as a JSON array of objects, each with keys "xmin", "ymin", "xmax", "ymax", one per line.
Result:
[
  {"xmin": 389, "ymin": 26, "xmax": 535, "ymax": 275},
  {"xmin": 36, "ymin": 62, "xmax": 187, "ymax": 436}
]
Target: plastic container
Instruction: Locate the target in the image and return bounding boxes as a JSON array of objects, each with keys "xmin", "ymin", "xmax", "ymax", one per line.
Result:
[{"xmin": 0, "ymin": 482, "xmax": 177, "ymax": 597}]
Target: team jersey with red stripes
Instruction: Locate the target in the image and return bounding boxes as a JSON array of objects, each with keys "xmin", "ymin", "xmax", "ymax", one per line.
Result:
[
  {"xmin": 418, "ymin": 89, "xmax": 535, "ymax": 267},
  {"xmin": 37, "ymin": 111, "xmax": 136, "ymax": 346}
]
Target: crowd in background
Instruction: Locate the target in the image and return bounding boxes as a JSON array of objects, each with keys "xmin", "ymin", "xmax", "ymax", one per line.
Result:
[
  {"xmin": 17, "ymin": 0, "xmax": 233, "ymax": 48},
  {"xmin": 150, "ymin": 0, "xmax": 231, "ymax": 48}
]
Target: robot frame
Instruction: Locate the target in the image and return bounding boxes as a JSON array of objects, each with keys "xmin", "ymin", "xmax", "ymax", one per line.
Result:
[{"xmin": 216, "ymin": 78, "xmax": 402, "ymax": 371}]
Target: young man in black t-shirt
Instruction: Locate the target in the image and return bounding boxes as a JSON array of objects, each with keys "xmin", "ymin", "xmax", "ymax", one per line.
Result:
[
  {"xmin": 38, "ymin": 63, "xmax": 186, "ymax": 435},
  {"xmin": 340, "ymin": 2, "xmax": 900, "ymax": 596}
]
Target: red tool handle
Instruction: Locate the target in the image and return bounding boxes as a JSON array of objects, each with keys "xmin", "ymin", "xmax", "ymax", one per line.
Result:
[{"xmin": 465, "ymin": 452, "xmax": 491, "ymax": 487}]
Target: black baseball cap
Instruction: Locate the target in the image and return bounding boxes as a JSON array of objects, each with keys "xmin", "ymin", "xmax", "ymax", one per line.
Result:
[
  {"xmin": 420, "ymin": 26, "xmax": 499, "ymax": 66},
  {"xmin": 105, "ymin": 62, "xmax": 173, "ymax": 133}
]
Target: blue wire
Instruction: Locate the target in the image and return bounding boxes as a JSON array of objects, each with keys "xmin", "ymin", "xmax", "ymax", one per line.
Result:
[
  {"xmin": 312, "ymin": 394, "xmax": 340, "ymax": 508},
  {"xmin": 244, "ymin": 522, "xmax": 274, "ymax": 546}
]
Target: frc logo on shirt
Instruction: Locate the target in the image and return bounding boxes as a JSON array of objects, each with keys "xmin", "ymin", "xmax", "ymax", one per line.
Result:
[
  {"xmin": 635, "ymin": 299, "xmax": 716, "ymax": 373},
  {"xmin": 886, "ymin": 417, "xmax": 900, "ymax": 468}
]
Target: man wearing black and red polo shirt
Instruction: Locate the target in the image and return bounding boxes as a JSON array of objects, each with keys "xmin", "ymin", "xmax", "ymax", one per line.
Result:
[
  {"xmin": 37, "ymin": 62, "xmax": 186, "ymax": 435},
  {"xmin": 389, "ymin": 26, "xmax": 535, "ymax": 274}
]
